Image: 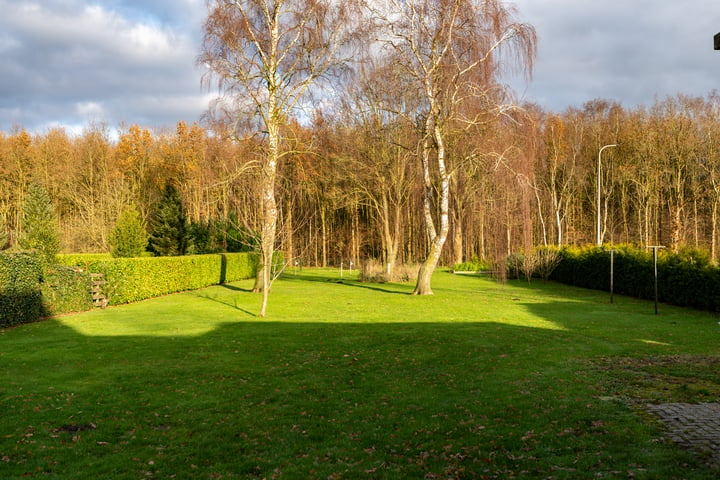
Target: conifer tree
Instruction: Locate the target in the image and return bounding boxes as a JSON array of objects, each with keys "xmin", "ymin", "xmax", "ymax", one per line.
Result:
[
  {"xmin": 109, "ymin": 204, "xmax": 148, "ymax": 257},
  {"xmin": 19, "ymin": 183, "xmax": 61, "ymax": 264},
  {"xmin": 149, "ymin": 183, "xmax": 187, "ymax": 256},
  {"xmin": 0, "ymin": 216, "xmax": 8, "ymax": 250}
]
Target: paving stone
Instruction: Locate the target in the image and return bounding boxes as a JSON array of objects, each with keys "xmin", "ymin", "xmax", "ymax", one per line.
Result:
[{"xmin": 646, "ymin": 402, "xmax": 720, "ymax": 468}]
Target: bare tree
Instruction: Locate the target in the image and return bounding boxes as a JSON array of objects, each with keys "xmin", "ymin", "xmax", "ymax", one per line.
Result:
[
  {"xmin": 368, "ymin": 0, "xmax": 536, "ymax": 294},
  {"xmin": 199, "ymin": 0, "xmax": 361, "ymax": 316},
  {"xmin": 335, "ymin": 59, "xmax": 418, "ymax": 279}
]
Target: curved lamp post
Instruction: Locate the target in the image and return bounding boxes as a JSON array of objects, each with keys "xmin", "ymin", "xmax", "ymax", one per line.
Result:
[{"xmin": 597, "ymin": 144, "xmax": 618, "ymax": 246}]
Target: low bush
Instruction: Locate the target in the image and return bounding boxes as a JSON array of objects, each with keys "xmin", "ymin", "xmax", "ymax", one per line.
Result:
[
  {"xmin": 452, "ymin": 255, "xmax": 492, "ymax": 272},
  {"xmin": 359, "ymin": 258, "xmax": 417, "ymax": 283}
]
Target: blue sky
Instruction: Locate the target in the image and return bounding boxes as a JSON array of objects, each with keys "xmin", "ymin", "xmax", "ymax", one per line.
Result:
[{"xmin": 0, "ymin": 0, "xmax": 718, "ymax": 135}]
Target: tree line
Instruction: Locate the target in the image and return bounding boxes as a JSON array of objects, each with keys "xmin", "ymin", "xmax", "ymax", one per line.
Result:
[
  {"xmin": 2, "ymin": 92, "xmax": 720, "ymax": 264},
  {"xmin": 3, "ymin": 0, "xmax": 720, "ymax": 303}
]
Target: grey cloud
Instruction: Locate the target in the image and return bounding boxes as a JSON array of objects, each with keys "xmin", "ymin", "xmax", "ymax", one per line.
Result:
[{"xmin": 510, "ymin": 0, "xmax": 720, "ymax": 111}]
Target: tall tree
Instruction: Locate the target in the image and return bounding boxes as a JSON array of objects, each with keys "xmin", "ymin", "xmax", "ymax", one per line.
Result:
[
  {"xmin": 19, "ymin": 183, "xmax": 61, "ymax": 265},
  {"xmin": 199, "ymin": 0, "xmax": 361, "ymax": 316},
  {"xmin": 336, "ymin": 59, "xmax": 417, "ymax": 278},
  {"xmin": 370, "ymin": 0, "xmax": 536, "ymax": 294},
  {"xmin": 149, "ymin": 183, "xmax": 187, "ymax": 256}
]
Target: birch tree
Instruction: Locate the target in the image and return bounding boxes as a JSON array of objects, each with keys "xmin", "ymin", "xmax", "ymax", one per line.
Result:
[
  {"xmin": 369, "ymin": 0, "xmax": 536, "ymax": 294},
  {"xmin": 199, "ymin": 0, "xmax": 361, "ymax": 316}
]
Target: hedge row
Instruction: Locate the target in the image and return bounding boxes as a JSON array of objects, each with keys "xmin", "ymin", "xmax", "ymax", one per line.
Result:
[
  {"xmin": 42, "ymin": 266, "xmax": 95, "ymax": 315},
  {"xmin": 1, "ymin": 252, "xmax": 263, "ymax": 328},
  {"xmin": 0, "ymin": 252, "xmax": 47, "ymax": 327},
  {"xmin": 59, "ymin": 252, "xmax": 260, "ymax": 305},
  {"xmin": 550, "ymin": 245, "xmax": 720, "ymax": 312}
]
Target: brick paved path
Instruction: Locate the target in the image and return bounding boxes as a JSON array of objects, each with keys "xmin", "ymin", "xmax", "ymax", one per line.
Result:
[{"xmin": 646, "ymin": 403, "xmax": 720, "ymax": 468}]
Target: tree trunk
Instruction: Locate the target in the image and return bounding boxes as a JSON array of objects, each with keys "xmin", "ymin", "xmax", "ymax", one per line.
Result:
[
  {"xmin": 258, "ymin": 103, "xmax": 280, "ymax": 316},
  {"xmin": 413, "ymin": 123, "xmax": 449, "ymax": 295},
  {"xmin": 452, "ymin": 220, "xmax": 463, "ymax": 266}
]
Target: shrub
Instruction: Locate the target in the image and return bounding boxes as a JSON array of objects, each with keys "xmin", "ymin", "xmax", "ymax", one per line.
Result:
[
  {"xmin": 110, "ymin": 204, "xmax": 148, "ymax": 257},
  {"xmin": 452, "ymin": 255, "xmax": 491, "ymax": 272},
  {"xmin": 0, "ymin": 252, "xmax": 47, "ymax": 328},
  {"xmin": 533, "ymin": 247, "xmax": 562, "ymax": 282},
  {"xmin": 18, "ymin": 184, "xmax": 60, "ymax": 265},
  {"xmin": 359, "ymin": 258, "xmax": 417, "ymax": 283},
  {"xmin": 515, "ymin": 247, "xmax": 562, "ymax": 283}
]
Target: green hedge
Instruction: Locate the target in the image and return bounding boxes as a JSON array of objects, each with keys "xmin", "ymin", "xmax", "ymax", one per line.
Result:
[
  {"xmin": 551, "ymin": 245, "xmax": 720, "ymax": 312},
  {"xmin": 60, "ymin": 252, "xmax": 260, "ymax": 305},
  {"xmin": 41, "ymin": 266, "xmax": 94, "ymax": 315},
  {"xmin": 0, "ymin": 252, "xmax": 47, "ymax": 328}
]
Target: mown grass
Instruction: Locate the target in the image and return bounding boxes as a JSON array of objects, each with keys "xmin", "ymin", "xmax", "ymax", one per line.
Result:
[{"xmin": 1, "ymin": 268, "xmax": 719, "ymax": 479}]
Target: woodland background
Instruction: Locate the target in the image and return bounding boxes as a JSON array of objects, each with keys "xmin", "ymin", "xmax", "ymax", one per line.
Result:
[{"xmin": 2, "ymin": 92, "xmax": 720, "ymax": 267}]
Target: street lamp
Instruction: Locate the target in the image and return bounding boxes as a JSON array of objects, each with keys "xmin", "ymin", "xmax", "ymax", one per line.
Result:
[{"xmin": 597, "ymin": 143, "xmax": 618, "ymax": 246}]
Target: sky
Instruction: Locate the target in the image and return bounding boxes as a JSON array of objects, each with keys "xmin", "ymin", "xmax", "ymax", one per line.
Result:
[
  {"xmin": 0, "ymin": 0, "xmax": 718, "ymax": 136},
  {"xmin": 509, "ymin": 0, "xmax": 720, "ymax": 111}
]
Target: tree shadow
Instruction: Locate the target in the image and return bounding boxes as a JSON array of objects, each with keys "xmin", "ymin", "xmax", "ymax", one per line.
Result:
[
  {"xmin": 195, "ymin": 291, "xmax": 257, "ymax": 317},
  {"xmin": 219, "ymin": 283, "xmax": 253, "ymax": 293},
  {"xmin": 280, "ymin": 272, "xmax": 412, "ymax": 295},
  {"xmin": 3, "ymin": 286, "xmax": 717, "ymax": 479}
]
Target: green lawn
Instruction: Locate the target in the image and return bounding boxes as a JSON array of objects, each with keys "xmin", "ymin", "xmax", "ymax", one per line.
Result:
[{"xmin": 1, "ymin": 269, "xmax": 719, "ymax": 479}]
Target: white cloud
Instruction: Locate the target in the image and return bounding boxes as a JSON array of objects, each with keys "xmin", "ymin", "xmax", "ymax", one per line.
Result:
[
  {"xmin": 75, "ymin": 101, "xmax": 106, "ymax": 117},
  {"xmin": 0, "ymin": 0, "xmax": 207, "ymax": 133}
]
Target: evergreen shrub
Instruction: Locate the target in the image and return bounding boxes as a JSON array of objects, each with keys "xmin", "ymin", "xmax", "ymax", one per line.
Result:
[
  {"xmin": 110, "ymin": 204, "xmax": 148, "ymax": 257},
  {"xmin": 149, "ymin": 183, "xmax": 187, "ymax": 256},
  {"xmin": 19, "ymin": 184, "xmax": 61, "ymax": 265},
  {"xmin": 550, "ymin": 244, "xmax": 720, "ymax": 312}
]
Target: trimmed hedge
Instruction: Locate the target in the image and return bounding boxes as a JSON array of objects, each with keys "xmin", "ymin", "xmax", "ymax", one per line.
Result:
[
  {"xmin": 2, "ymin": 251, "xmax": 265, "ymax": 326},
  {"xmin": 59, "ymin": 252, "xmax": 260, "ymax": 305},
  {"xmin": 550, "ymin": 245, "xmax": 720, "ymax": 312},
  {"xmin": 0, "ymin": 252, "xmax": 47, "ymax": 328},
  {"xmin": 41, "ymin": 266, "xmax": 94, "ymax": 315}
]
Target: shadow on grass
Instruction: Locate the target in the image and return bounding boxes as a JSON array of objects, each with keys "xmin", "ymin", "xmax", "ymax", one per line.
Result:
[
  {"xmin": 280, "ymin": 272, "xmax": 413, "ymax": 295},
  {"xmin": 196, "ymin": 291, "xmax": 258, "ymax": 317},
  {"xmin": 219, "ymin": 283, "xmax": 253, "ymax": 293},
  {"xmin": 3, "ymin": 312, "xmax": 717, "ymax": 479},
  {"xmin": 5, "ymin": 268, "xmax": 720, "ymax": 480}
]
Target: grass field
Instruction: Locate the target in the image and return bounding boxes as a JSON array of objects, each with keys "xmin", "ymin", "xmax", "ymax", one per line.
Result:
[{"xmin": 1, "ymin": 268, "xmax": 719, "ymax": 479}]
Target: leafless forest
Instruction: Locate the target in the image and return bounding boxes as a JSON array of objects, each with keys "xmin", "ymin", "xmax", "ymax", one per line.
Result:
[{"xmin": 3, "ymin": 94, "xmax": 720, "ymax": 262}]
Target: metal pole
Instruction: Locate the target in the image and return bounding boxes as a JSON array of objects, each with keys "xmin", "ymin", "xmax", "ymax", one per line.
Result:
[
  {"xmin": 609, "ymin": 249, "xmax": 615, "ymax": 304},
  {"xmin": 653, "ymin": 248, "xmax": 659, "ymax": 315},
  {"xmin": 597, "ymin": 144, "xmax": 618, "ymax": 246},
  {"xmin": 647, "ymin": 246, "xmax": 666, "ymax": 315}
]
